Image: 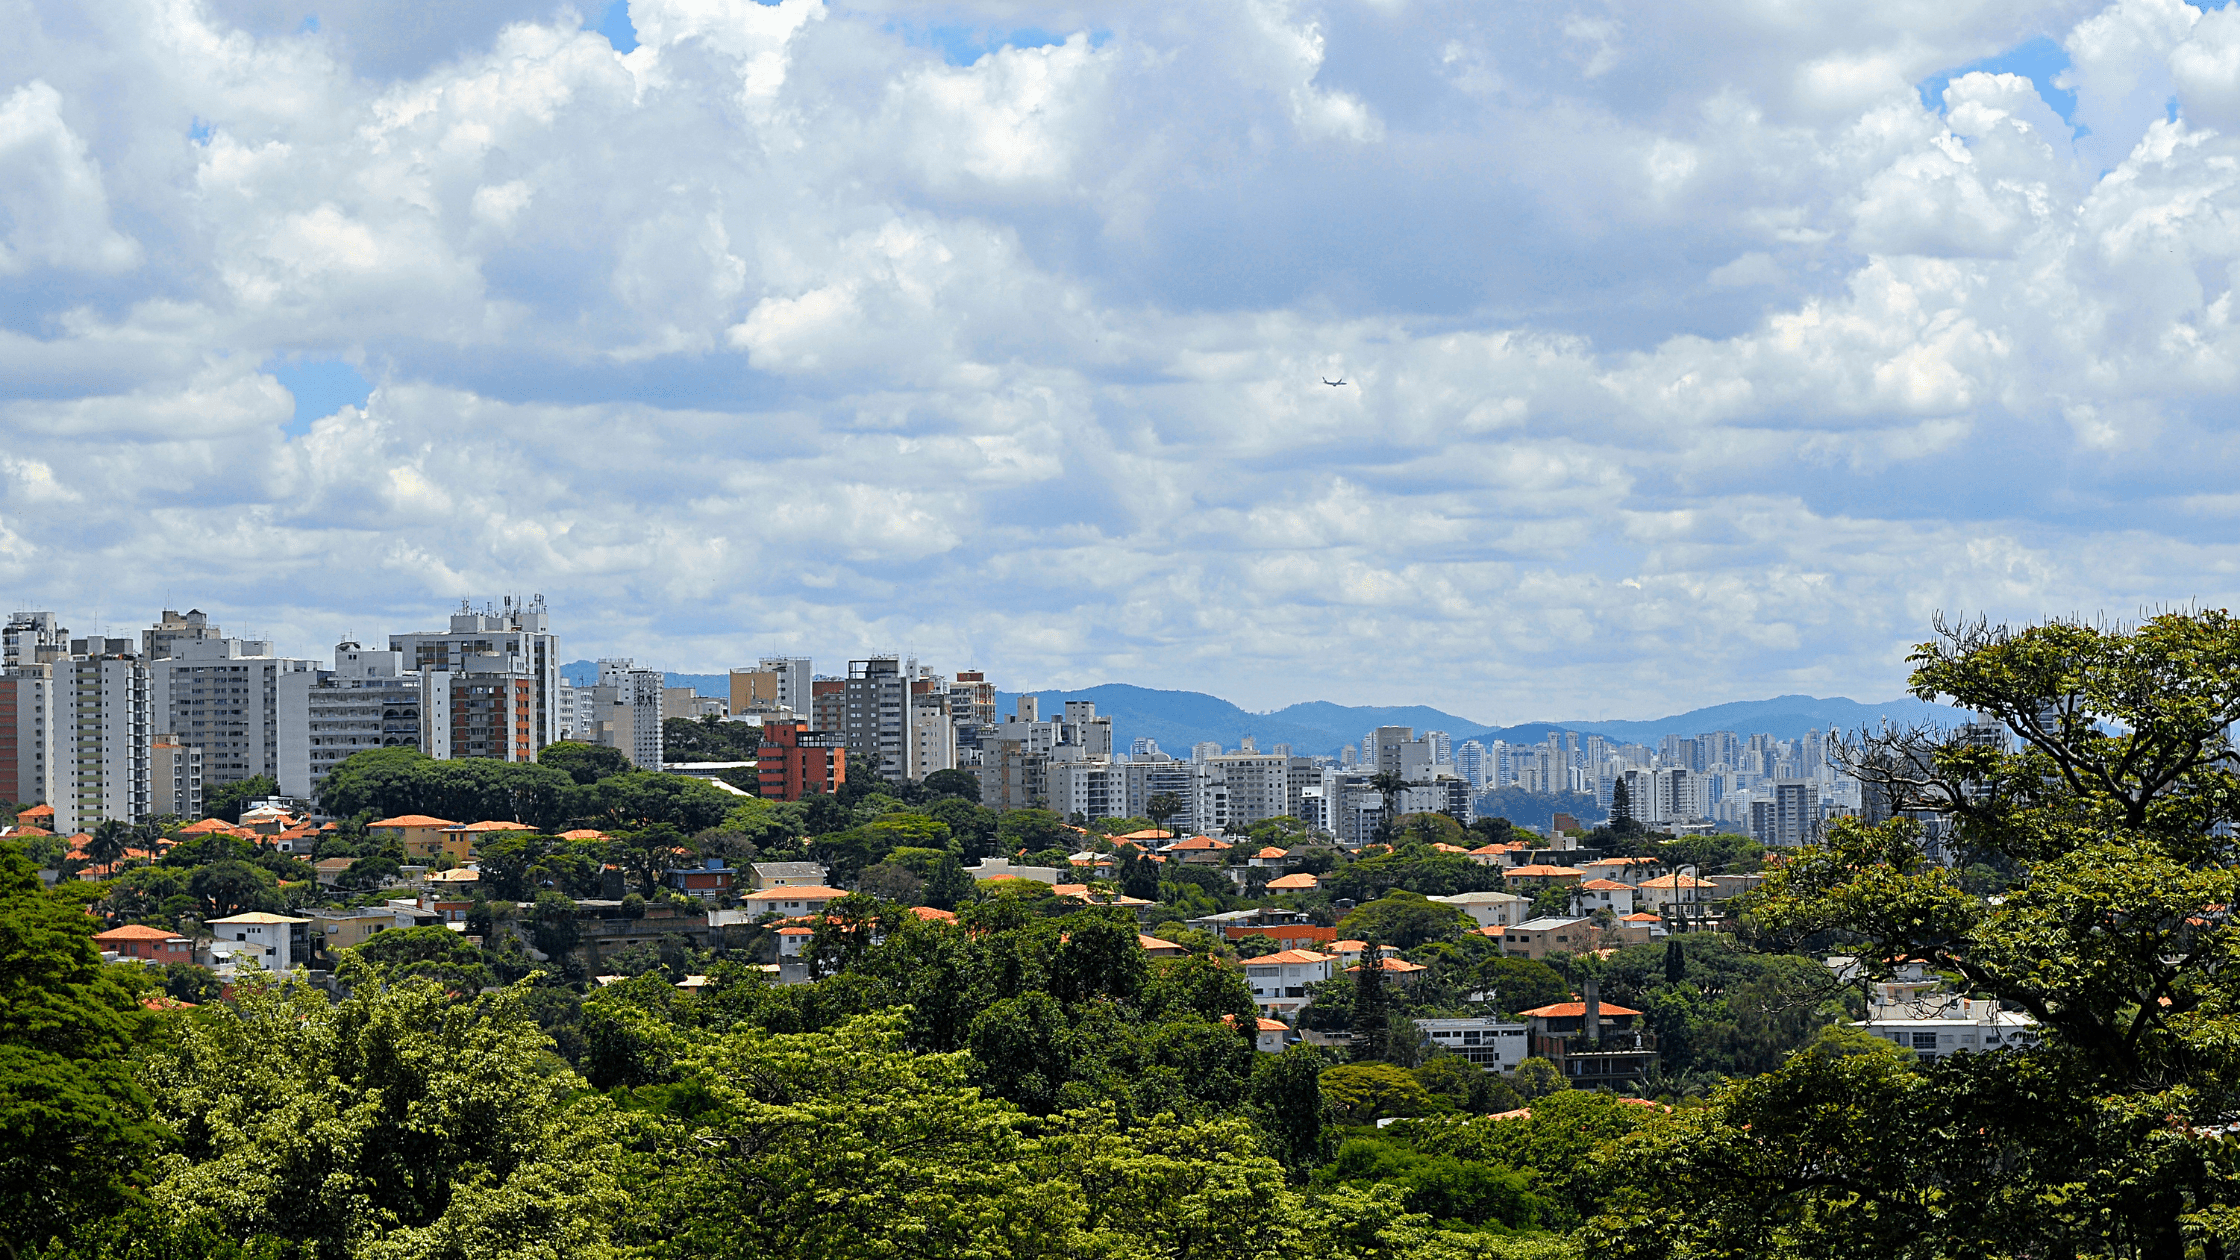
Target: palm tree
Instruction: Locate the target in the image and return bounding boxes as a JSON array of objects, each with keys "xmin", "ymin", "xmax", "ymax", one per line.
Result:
[
  {"xmin": 86, "ymin": 819, "xmax": 133, "ymax": 873},
  {"xmin": 1146, "ymin": 792, "xmax": 1183, "ymax": 840},
  {"xmin": 1368, "ymin": 771, "xmax": 1409, "ymax": 844}
]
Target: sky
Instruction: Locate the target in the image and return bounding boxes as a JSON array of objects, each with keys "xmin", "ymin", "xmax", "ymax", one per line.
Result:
[{"xmin": 3, "ymin": 0, "xmax": 2239, "ymax": 724}]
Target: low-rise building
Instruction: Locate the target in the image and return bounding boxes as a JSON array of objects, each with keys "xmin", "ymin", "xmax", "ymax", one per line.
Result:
[
  {"xmin": 1225, "ymin": 923, "xmax": 1337, "ymax": 951},
  {"xmin": 1572, "ymin": 879, "xmax": 1637, "ymax": 917},
  {"xmin": 1162, "ymin": 835, "xmax": 1232, "ymax": 865},
  {"xmin": 668, "ymin": 856, "xmax": 735, "ymax": 899},
  {"xmin": 1414, "ymin": 1016, "xmax": 1529, "ymax": 1072},
  {"xmin": 1243, "ymin": 948, "xmax": 1333, "ymax": 1017},
  {"xmin": 1863, "ymin": 982, "xmax": 2039, "ymax": 1060},
  {"xmin": 368, "ymin": 814, "xmax": 462, "ymax": 862},
  {"xmin": 1265, "ymin": 871, "xmax": 1321, "ymax": 893},
  {"xmin": 748, "ymin": 861, "xmax": 829, "ymax": 889},
  {"xmin": 1502, "ymin": 863, "xmax": 1587, "ymax": 891},
  {"xmin": 1430, "ymin": 889, "xmax": 1529, "ymax": 929},
  {"xmin": 205, "ymin": 911, "xmax": 312, "ymax": 972},
  {"xmin": 309, "ymin": 907, "xmax": 420, "ymax": 957},
  {"xmin": 94, "ymin": 923, "xmax": 194, "ymax": 964},
  {"xmin": 1519, "ymin": 989, "xmax": 1656, "ymax": 1086},
  {"xmin": 1636, "ymin": 873, "xmax": 1718, "ymax": 911},
  {"xmin": 1493, "ymin": 916, "xmax": 1598, "ymax": 960},
  {"xmin": 739, "ymin": 885, "xmax": 851, "ymax": 917},
  {"xmin": 1224, "ymin": 1014, "xmax": 1290, "ymax": 1053},
  {"xmin": 967, "ymin": 858, "xmax": 1062, "ymax": 884}
]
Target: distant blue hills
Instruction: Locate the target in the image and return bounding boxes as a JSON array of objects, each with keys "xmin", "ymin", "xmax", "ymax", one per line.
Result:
[{"xmin": 566, "ymin": 661, "xmax": 1967, "ymax": 760}]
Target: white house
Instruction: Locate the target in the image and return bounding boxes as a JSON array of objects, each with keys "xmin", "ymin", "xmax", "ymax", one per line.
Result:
[
  {"xmin": 1430, "ymin": 890, "xmax": 1529, "ymax": 929},
  {"xmin": 1243, "ymin": 948, "xmax": 1333, "ymax": 1017},
  {"xmin": 966, "ymin": 857, "xmax": 1063, "ymax": 884},
  {"xmin": 205, "ymin": 911, "xmax": 312, "ymax": 972},
  {"xmin": 1413, "ymin": 1017, "xmax": 1530, "ymax": 1072},
  {"xmin": 740, "ymin": 886, "xmax": 850, "ymax": 917},
  {"xmin": 1634, "ymin": 873, "xmax": 1718, "ymax": 911},
  {"xmin": 1572, "ymin": 878, "xmax": 1637, "ymax": 917},
  {"xmin": 1864, "ymin": 984, "xmax": 2039, "ymax": 1060}
]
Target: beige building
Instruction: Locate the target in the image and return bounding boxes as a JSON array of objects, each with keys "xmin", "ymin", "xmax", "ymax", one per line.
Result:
[{"xmin": 1491, "ymin": 916, "xmax": 1599, "ymax": 960}]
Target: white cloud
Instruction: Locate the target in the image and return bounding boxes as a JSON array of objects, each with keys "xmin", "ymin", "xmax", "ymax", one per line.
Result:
[
  {"xmin": 9, "ymin": 0, "xmax": 2240, "ymax": 721},
  {"xmin": 0, "ymin": 80, "xmax": 141, "ymax": 273}
]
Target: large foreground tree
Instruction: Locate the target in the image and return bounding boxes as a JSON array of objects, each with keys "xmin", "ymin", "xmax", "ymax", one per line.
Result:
[{"xmin": 1591, "ymin": 610, "xmax": 2240, "ymax": 1260}]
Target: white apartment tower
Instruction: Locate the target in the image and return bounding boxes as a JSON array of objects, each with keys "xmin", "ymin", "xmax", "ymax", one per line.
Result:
[
  {"xmin": 60, "ymin": 640, "xmax": 154, "ymax": 832},
  {"xmin": 276, "ymin": 644, "xmax": 424, "ymax": 799}
]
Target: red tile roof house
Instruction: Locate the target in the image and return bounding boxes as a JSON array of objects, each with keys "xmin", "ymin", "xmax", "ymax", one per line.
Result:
[
  {"xmin": 94, "ymin": 923, "xmax": 194, "ymax": 965},
  {"xmin": 1222, "ymin": 1014, "xmax": 1293, "ymax": 1053},
  {"xmin": 1242, "ymin": 948, "xmax": 1334, "ymax": 1017}
]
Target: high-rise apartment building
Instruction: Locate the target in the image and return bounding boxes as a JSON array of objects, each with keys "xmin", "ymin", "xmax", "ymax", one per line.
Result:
[
  {"xmin": 756, "ymin": 720, "xmax": 845, "ymax": 800},
  {"xmin": 151, "ymin": 732, "xmax": 203, "ymax": 820},
  {"xmin": 3, "ymin": 611, "xmax": 68, "ymax": 670},
  {"xmin": 276, "ymin": 644, "xmax": 424, "ymax": 799},
  {"xmin": 1768, "ymin": 779, "xmax": 1816, "ymax": 846},
  {"xmin": 840, "ymin": 656, "xmax": 912, "ymax": 782},
  {"xmin": 59, "ymin": 640, "xmax": 154, "ymax": 832},
  {"xmin": 0, "ymin": 663, "xmax": 60, "ymax": 815},
  {"xmin": 388, "ymin": 597, "xmax": 559, "ymax": 751},
  {"xmin": 148, "ymin": 636, "xmax": 320, "ymax": 795},
  {"xmin": 577, "ymin": 658, "xmax": 663, "ymax": 770}
]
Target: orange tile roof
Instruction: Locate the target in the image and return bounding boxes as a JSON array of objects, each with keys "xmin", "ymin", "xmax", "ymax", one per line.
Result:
[
  {"xmin": 1621, "ymin": 912, "xmax": 1663, "ymax": 922},
  {"xmin": 450, "ymin": 820, "xmax": 535, "ymax": 832},
  {"xmin": 95, "ymin": 924, "xmax": 186, "ymax": 941},
  {"xmin": 1050, "ymin": 884, "xmax": 1091, "ymax": 897},
  {"xmin": 1504, "ymin": 864, "xmax": 1586, "ymax": 878},
  {"xmin": 1166, "ymin": 835, "xmax": 1231, "ymax": 850},
  {"xmin": 1255, "ymin": 846, "xmax": 1290, "ymax": 859},
  {"xmin": 1330, "ymin": 939, "xmax": 1369, "ymax": 951},
  {"xmin": 1113, "ymin": 829, "xmax": 1173, "ymax": 841},
  {"xmin": 1518, "ymin": 999, "xmax": 1644, "ymax": 1019},
  {"xmin": 1257, "ymin": 948, "xmax": 1330, "ymax": 964},
  {"xmin": 10, "ymin": 825, "xmax": 53, "ymax": 837},
  {"xmin": 1347, "ymin": 958, "xmax": 1426, "ymax": 974},
  {"xmin": 1139, "ymin": 934, "xmax": 1186, "ymax": 952},
  {"xmin": 17, "ymin": 804, "xmax": 54, "ymax": 818},
  {"xmin": 178, "ymin": 818, "xmax": 246, "ymax": 836},
  {"xmin": 1265, "ymin": 872, "xmax": 1320, "ymax": 890},
  {"xmin": 1638, "ymin": 873, "xmax": 1716, "ymax": 889},
  {"xmin": 1579, "ymin": 878, "xmax": 1632, "ymax": 890},
  {"xmin": 557, "ymin": 829, "xmax": 608, "ymax": 841},
  {"xmin": 1222, "ymin": 1014, "xmax": 1291, "ymax": 1032},
  {"xmin": 369, "ymin": 815, "xmax": 457, "ymax": 828},
  {"xmin": 911, "ymin": 906, "xmax": 957, "ymax": 923},
  {"xmin": 1431, "ymin": 843, "xmax": 1470, "ymax": 853}
]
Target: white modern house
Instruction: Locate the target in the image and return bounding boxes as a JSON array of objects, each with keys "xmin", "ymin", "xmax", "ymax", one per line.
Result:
[
  {"xmin": 1243, "ymin": 948, "xmax": 1333, "ymax": 1017},
  {"xmin": 1429, "ymin": 890, "xmax": 1529, "ymax": 929},
  {"xmin": 205, "ymin": 911, "xmax": 312, "ymax": 972},
  {"xmin": 1413, "ymin": 1016, "xmax": 1530, "ymax": 1071},
  {"xmin": 1863, "ymin": 982, "xmax": 2039, "ymax": 1060}
]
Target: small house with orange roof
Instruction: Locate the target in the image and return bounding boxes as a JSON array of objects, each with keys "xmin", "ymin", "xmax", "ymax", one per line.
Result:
[
  {"xmin": 1265, "ymin": 871, "xmax": 1320, "ymax": 893},
  {"xmin": 1613, "ymin": 911, "xmax": 1663, "ymax": 945},
  {"xmin": 13, "ymin": 803, "xmax": 56, "ymax": 831},
  {"xmin": 368, "ymin": 815, "xmax": 462, "ymax": 861},
  {"xmin": 1222, "ymin": 1013, "xmax": 1293, "ymax": 1053},
  {"xmin": 1248, "ymin": 846, "xmax": 1293, "ymax": 868},
  {"xmin": 1138, "ymin": 933, "xmax": 1188, "ymax": 959},
  {"xmin": 1345, "ymin": 955, "xmax": 1427, "ymax": 986},
  {"xmin": 94, "ymin": 923, "xmax": 193, "ymax": 964},
  {"xmin": 436, "ymin": 819, "xmax": 535, "ymax": 861},
  {"xmin": 1581, "ymin": 855, "xmax": 1663, "ymax": 886},
  {"xmin": 739, "ymin": 884, "xmax": 851, "ymax": 917},
  {"xmin": 1430, "ymin": 842, "xmax": 1472, "ymax": 855},
  {"xmin": 178, "ymin": 817, "xmax": 250, "ymax": 839},
  {"xmin": 1635, "ymin": 872, "xmax": 1719, "ymax": 911},
  {"xmin": 557, "ymin": 828, "xmax": 610, "ymax": 843},
  {"xmin": 1573, "ymin": 878, "xmax": 1637, "ymax": 916},
  {"xmin": 1162, "ymin": 835, "xmax": 1232, "ymax": 865},
  {"xmin": 1502, "ymin": 863, "xmax": 1587, "ymax": 890},
  {"xmin": 1518, "ymin": 991, "xmax": 1655, "ymax": 1085},
  {"xmin": 1111, "ymin": 828, "xmax": 1172, "ymax": 845},
  {"xmin": 1242, "ymin": 948, "xmax": 1333, "ymax": 1016}
]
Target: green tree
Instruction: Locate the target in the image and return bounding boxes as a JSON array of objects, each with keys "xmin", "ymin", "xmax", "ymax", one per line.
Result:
[
  {"xmin": 1319, "ymin": 1062, "xmax": 1437, "ymax": 1122},
  {"xmin": 0, "ymin": 842, "xmax": 162, "ymax": 1250},
  {"xmin": 1350, "ymin": 941, "xmax": 1391, "ymax": 1062},
  {"xmin": 661, "ymin": 714, "xmax": 762, "ymax": 762},
  {"xmin": 922, "ymin": 853, "xmax": 974, "ymax": 911},
  {"xmin": 85, "ymin": 819, "xmax": 134, "ymax": 872},
  {"xmin": 1608, "ymin": 775, "xmax": 1633, "ymax": 830},
  {"xmin": 994, "ymin": 808, "xmax": 1071, "ymax": 853},
  {"xmin": 1250, "ymin": 1044, "xmax": 1336, "ymax": 1177},
  {"xmin": 1337, "ymin": 891, "xmax": 1473, "ymax": 948},
  {"xmin": 1511, "ymin": 1056, "xmax": 1566, "ymax": 1100},
  {"xmin": 1145, "ymin": 792, "xmax": 1183, "ymax": 840},
  {"xmin": 537, "ymin": 739, "xmax": 631, "ymax": 785},
  {"xmin": 352, "ymin": 924, "xmax": 497, "ymax": 991},
  {"xmin": 188, "ymin": 859, "xmax": 281, "ymax": 919},
  {"xmin": 922, "ymin": 768, "xmax": 979, "ymax": 799},
  {"xmin": 205, "ymin": 774, "xmax": 278, "ymax": 823},
  {"xmin": 137, "ymin": 965, "xmax": 628, "ymax": 1256},
  {"xmin": 1597, "ymin": 610, "xmax": 2240, "ymax": 1258}
]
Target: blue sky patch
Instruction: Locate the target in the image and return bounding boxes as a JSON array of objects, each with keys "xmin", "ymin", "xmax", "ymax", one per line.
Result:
[
  {"xmin": 266, "ymin": 359, "xmax": 371, "ymax": 436},
  {"xmin": 591, "ymin": 0, "xmax": 637, "ymax": 54},
  {"xmin": 1917, "ymin": 36, "xmax": 2078, "ymax": 126},
  {"xmin": 188, "ymin": 118, "xmax": 213, "ymax": 145},
  {"xmin": 912, "ymin": 24, "xmax": 1072, "ymax": 66}
]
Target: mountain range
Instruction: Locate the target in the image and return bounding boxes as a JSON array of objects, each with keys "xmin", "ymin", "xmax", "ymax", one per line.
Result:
[{"xmin": 560, "ymin": 662, "xmax": 1967, "ymax": 759}]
